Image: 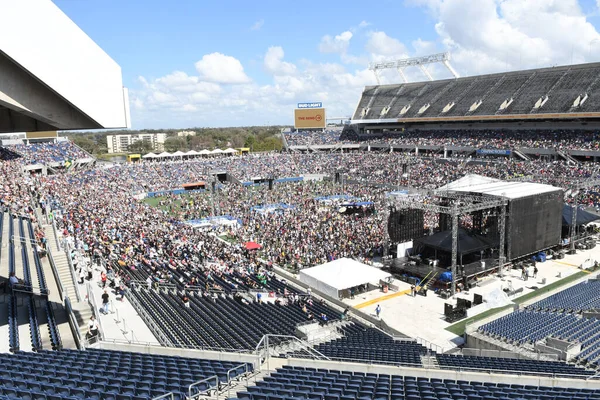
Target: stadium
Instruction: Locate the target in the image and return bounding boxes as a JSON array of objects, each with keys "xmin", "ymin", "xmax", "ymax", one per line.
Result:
[{"xmin": 4, "ymin": 2, "xmax": 600, "ymax": 400}]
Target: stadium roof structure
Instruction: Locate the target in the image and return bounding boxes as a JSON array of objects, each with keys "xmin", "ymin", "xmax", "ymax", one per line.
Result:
[
  {"xmin": 438, "ymin": 175, "xmax": 562, "ymax": 200},
  {"xmin": 352, "ymin": 61, "xmax": 600, "ymax": 125},
  {"xmin": 0, "ymin": 1, "xmax": 130, "ymax": 133}
]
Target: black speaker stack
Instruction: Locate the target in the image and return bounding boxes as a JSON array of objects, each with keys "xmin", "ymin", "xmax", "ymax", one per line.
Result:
[
  {"xmin": 388, "ymin": 209, "xmax": 425, "ymax": 243},
  {"xmin": 444, "ymin": 303, "xmax": 467, "ymax": 323}
]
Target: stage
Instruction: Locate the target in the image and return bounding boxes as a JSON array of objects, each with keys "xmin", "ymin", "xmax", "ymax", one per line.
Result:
[{"xmin": 388, "ymin": 257, "xmax": 500, "ymax": 287}]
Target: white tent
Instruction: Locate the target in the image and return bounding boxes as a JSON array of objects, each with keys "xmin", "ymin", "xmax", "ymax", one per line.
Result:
[
  {"xmin": 211, "ymin": 149, "xmax": 224, "ymax": 154},
  {"xmin": 142, "ymin": 152, "xmax": 157, "ymax": 159},
  {"xmin": 156, "ymin": 151, "xmax": 172, "ymax": 158},
  {"xmin": 299, "ymin": 258, "xmax": 391, "ymax": 299},
  {"xmin": 172, "ymin": 150, "xmax": 186, "ymax": 157},
  {"xmin": 223, "ymin": 148, "xmax": 238, "ymax": 154},
  {"xmin": 186, "ymin": 150, "xmax": 200, "ymax": 156},
  {"xmin": 198, "ymin": 149, "xmax": 211, "ymax": 156}
]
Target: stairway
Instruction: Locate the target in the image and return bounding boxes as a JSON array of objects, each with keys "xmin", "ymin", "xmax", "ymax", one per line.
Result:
[
  {"xmin": 43, "ymin": 225, "xmax": 79, "ymax": 302},
  {"xmin": 421, "ymin": 355, "xmax": 439, "ymax": 369}
]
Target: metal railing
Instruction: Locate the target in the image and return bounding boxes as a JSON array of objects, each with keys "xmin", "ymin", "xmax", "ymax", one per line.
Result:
[
  {"xmin": 46, "ymin": 246, "xmax": 65, "ymax": 301},
  {"xmin": 151, "ymin": 392, "xmax": 174, "ymax": 400},
  {"xmin": 285, "ymin": 354, "xmax": 596, "ymax": 380},
  {"xmin": 64, "ymin": 242, "xmax": 82, "ymax": 302},
  {"xmin": 64, "ymin": 297, "xmax": 84, "ymax": 350},
  {"xmin": 51, "ymin": 220, "xmax": 61, "ymax": 252},
  {"xmin": 125, "ymin": 290, "xmax": 174, "ymax": 347},
  {"xmin": 255, "ymin": 334, "xmax": 330, "ymax": 371},
  {"xmin": 86, "ymin": 282, "xmax": 104, "ymax": 341},
  {"xmin": 189, "ymin": 375, "xmax": 219, "ymax": 400},
  {"xmin": 226, "ymin": 363, "xmax": 251, "ymax": 399}
]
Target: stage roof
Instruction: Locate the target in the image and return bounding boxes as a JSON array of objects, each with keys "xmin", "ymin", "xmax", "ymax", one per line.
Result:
[
  {"xmin": 439, "ymin": 175, "xmax": 561, "ymax": 199},
  {"xmin": 414, "ymin": 228, "xmax": 499, "ymax": 256},
  {"xmin": 562, "ymin": 205, "xmax": 600, "ymax": 226},
  {"xmin": 298, "ymin": 258, "xmax": 390, "ymax": 298}
]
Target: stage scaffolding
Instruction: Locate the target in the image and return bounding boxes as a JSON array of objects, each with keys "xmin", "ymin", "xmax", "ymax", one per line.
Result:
[{"xmin": 388, "ymin": 190, "xmax": 507, "ymax": 295}]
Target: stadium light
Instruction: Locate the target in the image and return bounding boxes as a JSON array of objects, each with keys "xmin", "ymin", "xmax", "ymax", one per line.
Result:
[{"xmin": 368, "ymin": 52, "xmax": 460, "ymax": 84}]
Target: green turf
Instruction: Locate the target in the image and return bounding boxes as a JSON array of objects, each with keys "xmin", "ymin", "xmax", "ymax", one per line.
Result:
[{"xmin": 445, "ymin": 270, "xmax": 590, "ymax": 336}]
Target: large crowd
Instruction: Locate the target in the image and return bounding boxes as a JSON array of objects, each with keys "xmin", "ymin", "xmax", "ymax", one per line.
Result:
[
  {"xmin": 1, "ymin": 139, "xmax": 600, "ymax": 292},
  {"xmin": 3, "ymin": 141, "xmax": 90, "ymax": 166},
  {"xmin": 293, "ymin": 128, "xmax": 600, "ymax": 151}
]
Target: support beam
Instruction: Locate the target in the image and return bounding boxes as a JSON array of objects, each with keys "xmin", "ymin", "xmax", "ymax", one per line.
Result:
[
  {"xmin": 498, "ymin": 203, "xmax": 507, "ymax": 276},
  {"xmin": 396, "ymin": 67, "xmax": 408, "ymax": 83},
  {"xmin": 451, "ymin": 207, "xmax": 458, "ymax": 296},
  {"xmin": 419, "ymin": 65, "xmax": 434, "ymax": 81}
]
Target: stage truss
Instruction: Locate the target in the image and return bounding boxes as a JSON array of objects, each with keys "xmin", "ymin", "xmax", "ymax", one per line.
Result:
[{"xmin": 388, "ymin": 190, "xmax": 507, "ymax": 295}]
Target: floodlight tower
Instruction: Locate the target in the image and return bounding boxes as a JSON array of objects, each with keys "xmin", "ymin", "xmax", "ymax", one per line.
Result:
[{"xmin": 368, "ymin": 52, "xmax": 460, "ymax": 84}]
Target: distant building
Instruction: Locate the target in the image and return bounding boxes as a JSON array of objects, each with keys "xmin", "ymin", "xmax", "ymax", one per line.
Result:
[
  {"xmin": 106, "ymin": 133, "xmax": 167, "ymax": 153},
  {"xmin": 177, "ymin": 130, "xmax": 196, "ymax": 137}
]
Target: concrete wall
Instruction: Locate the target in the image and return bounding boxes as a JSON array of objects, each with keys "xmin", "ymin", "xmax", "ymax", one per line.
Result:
[
  {"xmin": 287, "ymin": 358, "xmax": 600, "ymax": 389},
  {"xmin": 96, "ymin": 341, "xmax": 258, "ymax": 367}
]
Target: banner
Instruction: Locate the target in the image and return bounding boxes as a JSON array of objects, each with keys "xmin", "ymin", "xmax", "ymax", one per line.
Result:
[
  {"xmin": 297, "ymin": 102, "xmax": 322, "ymax": 109},
  {"xmin": 294, "ymin": 108, "xmax": 326, "ymax": 129},
  {"xmin": 476, "ymin": 149, "xmax": 511, "ymax": 156}
]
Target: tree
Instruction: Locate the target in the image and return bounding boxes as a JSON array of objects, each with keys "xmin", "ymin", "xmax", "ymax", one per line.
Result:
[
  {"xmin": 69, "ymin": 135, "xmax": 97, "ymax": 154},
  {"xmin": 127, "ymin": 139, "xmax": 153, "ymax": 154},
  {"xmin": 163, "ymin": 137, "xmax": 188, "ymax": 152}
]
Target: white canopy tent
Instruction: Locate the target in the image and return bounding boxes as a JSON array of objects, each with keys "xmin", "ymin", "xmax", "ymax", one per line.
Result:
[
  {"xmin": 223, "ymin": 148, "xmax": 238, "ymax": 154},
  {"xmin": 186, "ymin": 150, "xmax": 200, "ymax": 156},
  {"xmin": 198, "ymin": 149, "xmax": 212, "ymax": 156},
  {"xmin": 142, "ymin": 152, "xmax": 157, "ymax": 159},
  {"xmin": 172, "ymin": 150, "xmax": 186, "ymax": 157},
  {"xmin": 156, "ymin": 151, "xmax": 172, "ymax": 159},
  {"xmin": 211, "ymin": 149, "xmax": 224, "ymax": 155},
  {"xmin": 299, "ymin": 258, "xmax": 391, "ymax": 299}
]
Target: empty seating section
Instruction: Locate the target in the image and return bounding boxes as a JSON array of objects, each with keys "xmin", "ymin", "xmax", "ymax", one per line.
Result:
[
  {"xmin": 421, "ymin": 78, "xmax": 476, "ymax": 116},
  {"xmin": 446, "ymin": 76, "xmax": 502, "ymax": 116},
  {"xmin": 129, "ymin": 288, "xmax": 339, "ymax": 350},
  {"xmin": 309, "ymin": 323, "xmax": 426, "ymax": 366},
  {"xmin": 542, "ymin": 67, "xmax": 600, "ymax": 112},
  {"xmin": 478, "ymin": 310, "xmax": 577, "ymax": 345},
  {"xmin": 232, "ymin": 365, "xmax": 600, "ymax": 400},
  {"xmin": 479, "ymin": 301, "xmax": 600, "ymax": 365},
  {"xmin": 387, "ymin": 83, "xmax": 429, "ymax": 117},
  {"xmin": 366, "ymin": 85, "xmax": 401, "ymax": 118},
  {"xmin": 352, "ymin": 86, "xmax": 379, "ymax": 119},
  {"xmin": 436, "ymin": 354, "xmax": 593, "ymax": 377},
  {"xmin": 505, "ymin": 70, "xmax": 565, "ymax": 114},
  {"xmin": 402, "ymin": 80, "xmax": 455, "ymax": 118},
  {"xmin": 529, "ymin": 280, "xmax": 600, "ymax": 312},
  {"xmin": 472, "ymin": 72, "xmax": 533, "ymax": 115},
  {"xmin": 116, "ymin": 260, "xmax": 299, "ymax": 294},
  {"xmin": 8, "ymin": 296, "xmax": 18, "ymax": 352},
  {"xmin": 353, "ymin": 64, "xmax": 600, "ymax": 120},
  {"xmin": 0, "ymin": 348, "xmax": 252, "ymax": 400}
]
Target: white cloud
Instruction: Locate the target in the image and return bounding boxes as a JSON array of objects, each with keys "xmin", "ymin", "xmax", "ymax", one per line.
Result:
[
  {"xmin": 250, "ymin": 19, "xmax": 264, "ymax": 31},
  {"xmin": 415, "ymin": 0, "xmax": 600, "ymax": 76},
  {"xmin": 319, "ymin": 31, "xmax": 353, "ymax": 54},
  {"xmin": 358, "ymin": 21, "xmax": 371, "ymax": 28},
  {"xmin": 366, "ymin": 31, "xmax": 408, "ymax": 57},
  {"xmin": 194, "ymin": 53, "xmax": 251, "ymax": 84},
  {"xmin": 129, "ymin": 46, "xmax": 376, "ymax": 127},
  {"xmin": 264, "ymin": 46, "xmax": 297, "ymax": 76}
]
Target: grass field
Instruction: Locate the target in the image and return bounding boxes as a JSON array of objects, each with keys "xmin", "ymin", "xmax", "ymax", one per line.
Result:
[{"xmin": 444, "ymin": 269, "xmax": 590, "ymax": 336}]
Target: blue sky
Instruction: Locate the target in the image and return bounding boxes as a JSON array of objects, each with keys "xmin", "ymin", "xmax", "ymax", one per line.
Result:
[{"xmin": 54, "ymin": 0, "xmax": 600, "ymax": 129}]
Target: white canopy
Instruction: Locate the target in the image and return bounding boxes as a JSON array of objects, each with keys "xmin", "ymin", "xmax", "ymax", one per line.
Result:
[
  {"xmin": 156, "ymin": 151, "xmax": 172, "ymax": 158},
  {"xmin": 223, "ymin": 148, "xmax": 237, "ymax": 154},
  {"xmin": 299, "ymin": 258, "xmax": 391, "ymax": 299},
  {"xmin": 142, "ymin": 152, "xmax": 157, "ymax": 158},
  {"xmin": 198, "ymin": 149, "xmax": 212, "ymax": 155},
  {"xmin": 186, "ymin": 150, "xmax": 200, "ymax": 156},
  {"xmin": 211, "ymin": 149, "xmax": 224, "ymax": 154},
  {"xmin": 172, "ymin": 150, "xmax": 186, "ymax": 156}
]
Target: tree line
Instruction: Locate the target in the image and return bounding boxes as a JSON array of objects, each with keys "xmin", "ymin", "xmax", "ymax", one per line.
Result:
[{"xmin": 67, "ymin": 126, "xmax": 284, "ymax": 155}]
